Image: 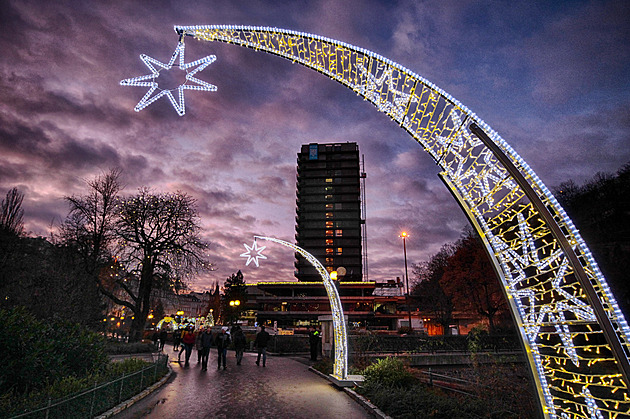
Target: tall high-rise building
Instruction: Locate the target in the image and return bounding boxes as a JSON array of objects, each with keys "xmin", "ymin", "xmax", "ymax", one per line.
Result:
[{"xmin": 295, "ymin": 142, "xmax": 365, "ymax": 282}]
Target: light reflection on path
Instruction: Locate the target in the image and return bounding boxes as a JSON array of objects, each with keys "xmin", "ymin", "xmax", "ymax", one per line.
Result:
[{"xmin": 113, "ymin": 344, "xmax": 370, "ymax": 419}]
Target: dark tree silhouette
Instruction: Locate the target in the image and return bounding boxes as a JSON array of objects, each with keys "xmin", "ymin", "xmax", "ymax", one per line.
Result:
[
  {"xmin": 554, "ymin": 162, "xmax": 630, "ymax": 317},
  {"xmin": 62, "ymin": 168, "xmax": 122, "ymax": 275},
  {"xmin": 411, "ymin": 243, "xmax": 455, "ymax": 335},
  {"xmin": 109, "ymin": 188, "xmax": 213, "ymax": 341},
  {"xmin": 222, "ymin": 270, "xmax": 248, "ymax": 325},
  {"xmin": 440, "ymin": 232, "xmax": 507, "ymax": 334},
  {"xmin": 0, "ymin": 187, "xmax": 24, "ymax": 237}
]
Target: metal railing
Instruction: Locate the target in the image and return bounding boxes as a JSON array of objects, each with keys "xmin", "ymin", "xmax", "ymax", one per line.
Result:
[{"xmin": 11, "ymin": 354, "xmax": 168, "ymax": 419}]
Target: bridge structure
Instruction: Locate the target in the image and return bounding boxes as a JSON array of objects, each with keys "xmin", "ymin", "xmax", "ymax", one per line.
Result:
[{"xmin": 122, "ymin": 24, "xmax": 630, "ymax": 418}]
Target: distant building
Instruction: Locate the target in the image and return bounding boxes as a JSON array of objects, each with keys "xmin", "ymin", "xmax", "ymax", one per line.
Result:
[
  {"xmin": 247, "ymin": 280, "xmax": 416, "ymax": 331},
  {"xmin": 295, "ymin": 142, "xmax": 365, "ymax": 281}
]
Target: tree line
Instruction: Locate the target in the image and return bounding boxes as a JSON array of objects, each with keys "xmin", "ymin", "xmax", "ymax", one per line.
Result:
[
  {"xmin": 411, "ymin": 227, "xmax": 510, "ymax": 335},
  {"xmin": 0, "ymin": 169, "xmax": 213, "ymax": 341}
]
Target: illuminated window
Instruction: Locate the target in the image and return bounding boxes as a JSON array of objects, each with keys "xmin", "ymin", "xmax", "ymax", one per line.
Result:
[
  {"xmin": 325, "ymin": 203, "xmax": 333, "ymax": 209},
  {"xmin": 326, "ymin": 212, "xmax": 333, "ymax": 218},
  {"xmin": 325, "ymin": 239, "xmax": 333, "ymax": 245},
  {"xmin": 335, "ymin": 203, "xmax": 343, "ymax": 210},
  {"xmin": 336, "ymin": 248, "xmax": 343, "ymax": 254},
  {"xmin": 326, "ymin": 266, "xmax": 334, "ymax": 273},
  {"xmin": 326, "ymin": 230, "xmax": 333, "ymax": 236},
  {"xmin": 326, "ymin": 221, "xmax": 333, "ymax": 228},
  {"xmin": 326, "ymin": 248, "xmax": 334, "ymax": 254},
  {"xmin": 326, "ymin": 178, "xmax": 333, "ymax": 183},
  {"xmin": 335, "ymin": 229, "xmax": 343, "ymax": 236},
  {"xmin": 325, "ymin": 257, "xmax": 334, "ymax": 265},
  {"xmin": 325, "ymin": 195, "xmax": 333, "ymax": 200}
]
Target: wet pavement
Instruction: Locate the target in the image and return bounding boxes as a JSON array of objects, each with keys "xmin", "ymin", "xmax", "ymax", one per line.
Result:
[{"xmin": 113, "ymin": 345, "xmax": 371, "ymax": 419}]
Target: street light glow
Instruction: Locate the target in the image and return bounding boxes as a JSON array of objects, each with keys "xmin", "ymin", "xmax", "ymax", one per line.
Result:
[{"xmin": 400, "ymin": 231, "xmax": 412, "ymax": 331}]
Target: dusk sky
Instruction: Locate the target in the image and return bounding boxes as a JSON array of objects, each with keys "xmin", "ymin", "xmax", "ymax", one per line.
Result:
[{"xmin": 1, "ymin": 0, "xmax": 629, "ymax": 291}]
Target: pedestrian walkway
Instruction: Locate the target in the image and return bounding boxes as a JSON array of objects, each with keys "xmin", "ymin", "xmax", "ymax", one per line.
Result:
[{"xmin": 113, "ymin": 344, "xmax": 371, "ymax": 419}]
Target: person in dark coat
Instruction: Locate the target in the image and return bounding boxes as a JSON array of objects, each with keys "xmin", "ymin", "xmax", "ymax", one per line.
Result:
[
  {"xmin": 173, "ymin": 327, "xmax": 182, "ymax": 351},
  {"xmin": 254, "ymin": 325, "xmax": 271, "ymax": 367},
  {"xmin": 159, "ymin": 328, "xmax": 168, "ymax": 351},
  {"xmin": 233, "ymin": 326, "xmax": 247, "ymax": 365},
  {"xmin": 196, "ymin": 328, "xmax": 204, "ymax": 363},
  {"xmin": 199, "ymin": 326, "xmax": 214, "ymax": 371},
  {"xmin": 308, "ymin": 326, "xmax": 321, "ymax": 361},
  {"xmin": 215, "ymin": 327, "xmax": 231, "ymax": 369},
  {"xmin": 151, "ymin": 331, "xmax": 159, "ymax": 349}
]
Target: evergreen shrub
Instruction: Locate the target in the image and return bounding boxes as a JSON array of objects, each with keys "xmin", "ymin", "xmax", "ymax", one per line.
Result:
[
  {"xmin": 0, "ymin": 307, "xmax": 108, "ymax": 397},
  {"xmin": 362, "ymin": 357, "xmax": 418, "ymax": 389}
]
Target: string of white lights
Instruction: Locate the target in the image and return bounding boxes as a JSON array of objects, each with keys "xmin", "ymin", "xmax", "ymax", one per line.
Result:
[
  {"xmin": 241, "ymin": 236, "xmax": 348, "ymax": 379},
  {"xmin": 120, "ymin": 41, "xmax": 217, "ymax": 116}
]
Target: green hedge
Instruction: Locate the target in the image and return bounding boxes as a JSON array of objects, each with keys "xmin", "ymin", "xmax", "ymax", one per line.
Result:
[
  {"xmin": 2, "ymin": 357, "xmax": 168, "ymax": 419},
  {"xmin": 0, "ymin": 307, "xmax": 108, "ymax": 397}
]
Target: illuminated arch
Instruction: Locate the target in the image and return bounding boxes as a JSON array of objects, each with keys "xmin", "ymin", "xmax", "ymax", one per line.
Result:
[
  {"xmin": 253, "ymin": 236, "xmax": 348, "ymax": 379},
  {"xmin": 165, "ymin": 25, "xmax": 630, "ymax": 417},
  {"xmin": 155, "ymin": 316, "xmax": 213, "ymax": 330}
]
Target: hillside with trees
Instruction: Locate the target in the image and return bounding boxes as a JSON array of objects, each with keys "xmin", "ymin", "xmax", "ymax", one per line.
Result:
[
  {"xmin": 554, "ymin": 163, "xmax": 630, "ymax": 317},
  {"xmin": 411, "ymin": 162, "xmax": 630, "ymax": 334}
]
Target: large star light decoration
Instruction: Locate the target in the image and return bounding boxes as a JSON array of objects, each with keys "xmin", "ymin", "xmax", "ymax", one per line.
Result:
[
  {"xmin": 120, "ymin": 41, "xmax": 217, "ymax": 116},
  {"xmin": 240, "ymin": 240, "xmax": 267, "ymax": 267}
]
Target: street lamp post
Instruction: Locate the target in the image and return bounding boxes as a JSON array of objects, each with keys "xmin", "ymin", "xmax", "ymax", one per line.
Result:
[
  {"xmin": 229, "ymin": 300, "xmax": 241, "ymax": 324},
  {"xmin": 401, "ymin": 232, "xmax": 412, "ymax": 332}
]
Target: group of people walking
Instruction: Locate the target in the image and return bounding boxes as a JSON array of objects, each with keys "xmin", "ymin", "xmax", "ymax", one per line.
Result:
[
  {"xmin": 161, "ymin": 325, "xmax": 272, "ymax": 371},
  {"xmin": 154, "ymin": 324, "xmax": 321, "ymax": 370}
]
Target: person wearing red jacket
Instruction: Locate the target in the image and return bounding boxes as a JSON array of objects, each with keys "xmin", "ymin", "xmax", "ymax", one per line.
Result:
[{"xmin": 180, "ymin": 325, "xmax": 197, "ymax": 367}]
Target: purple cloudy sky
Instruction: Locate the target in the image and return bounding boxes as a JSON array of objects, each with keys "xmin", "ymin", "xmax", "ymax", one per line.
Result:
[{"xmin": 1, "ymin": 0, "xmax": 629, "ymax": 291}]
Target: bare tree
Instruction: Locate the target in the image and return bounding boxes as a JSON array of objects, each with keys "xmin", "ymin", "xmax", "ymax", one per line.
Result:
[
  {"xmin": 62, "ymin": 168, "xmax": 123, "ymax": 274},
  {"xmin": 106, "ymin": 188, "xmax": 213, "ymax": 342},
  {"xmin": 0, "ymin": 187, "xmax": 25, "ymax": 236}
]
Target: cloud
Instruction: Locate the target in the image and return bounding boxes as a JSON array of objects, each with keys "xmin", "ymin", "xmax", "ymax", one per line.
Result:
[
  {"xmin": 2, "ymin": 0, "xmax": 629, "ymax": 291},
  {"xmin": 523, "ymin": 1, "xmax": 630, "ymax": 105}
]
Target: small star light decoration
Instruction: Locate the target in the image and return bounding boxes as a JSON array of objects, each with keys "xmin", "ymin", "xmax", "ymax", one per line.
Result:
[
  {"xmin": 240, "ymin": 240, "xmax": 267, "ymax": 267},
  {"xmin": 120, "ymin": 40, "xmax": 217, "ymax": 116}
]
